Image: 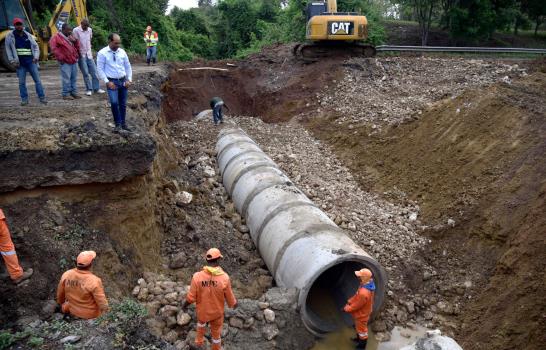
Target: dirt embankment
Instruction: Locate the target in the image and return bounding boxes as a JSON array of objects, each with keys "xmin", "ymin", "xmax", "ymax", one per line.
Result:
[
  {"xmin": 0, "ymin": 67, "xmax": 180, "ymax": 329},
  {"xmin": 161, "ymin": 45, "xmax": 344, "ymax": 123},
  {"xmin": 308, "ymin": 64, "xmax": 546, "ymax": 350}
]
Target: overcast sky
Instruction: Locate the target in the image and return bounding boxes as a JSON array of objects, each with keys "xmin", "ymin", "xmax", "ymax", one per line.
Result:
[{"xmin": 167, "ymin": 0, "xmax": 199, "ymax": 12}]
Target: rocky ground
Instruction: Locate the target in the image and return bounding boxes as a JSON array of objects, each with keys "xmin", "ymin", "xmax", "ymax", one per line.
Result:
[{"xmin": 313, "ymin": 56, "xmax": 528, "ymax": 128}]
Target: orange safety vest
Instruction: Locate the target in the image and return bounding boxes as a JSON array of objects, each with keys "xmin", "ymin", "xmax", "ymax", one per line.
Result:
[
  {"xmin": 345, "ymin": 285, "xmax": 374, "ymax": 320},
  {"xmin": 57, "ymin": 268, "xmax": 108, "ymax": 319},
  {"xmin": 186, "ymin": 266, "xmax": 237, "ymax": 322},
  {"xmin": 143, "ymin": 31, "xmax": 158, "ymax": 47}
]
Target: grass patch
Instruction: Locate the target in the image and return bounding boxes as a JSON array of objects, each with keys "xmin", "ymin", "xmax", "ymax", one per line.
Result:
[{"xmin": 98, "ymin": 299, "xmax": 148, "ymax": 324}]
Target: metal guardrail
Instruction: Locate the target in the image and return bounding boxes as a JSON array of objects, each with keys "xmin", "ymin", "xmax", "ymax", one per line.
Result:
[{"xmin": 376, "ymin": 45, "xmax": 546, "ymax": 54}]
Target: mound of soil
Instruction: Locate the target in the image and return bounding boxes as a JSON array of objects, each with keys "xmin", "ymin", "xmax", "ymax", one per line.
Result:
[
  {"xmin": 309, "ymin": 68, "xmax": 546, "ymax": 350},
  {"xmin": 162, "ymin": 45, "xmax": 345, "ymax": 123}
]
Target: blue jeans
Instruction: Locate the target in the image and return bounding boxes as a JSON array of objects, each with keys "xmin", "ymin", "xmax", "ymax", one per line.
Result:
[
  {"xmin": 107, "ymin": 78, "xmax": 128, "ymax": 126},
  {"xmin": 78, "ymin": 57, "xmax": 100, "ymax": 92},
  {"xmin": 60, "ymin": 62, "xmax": 78, "ymax": 96},
  {"xmin": 17, "ymin": 62, "xmax": 45, "ymax": 102},
  {"xmin": 146, "ymin": 46, "xmax": 157, "ymax": 63},
  {"xmin": 213, "ymin": 104, "xmax": 223, "ymax": 124}
]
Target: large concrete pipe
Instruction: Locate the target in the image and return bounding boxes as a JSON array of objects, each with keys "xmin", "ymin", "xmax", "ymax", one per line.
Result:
[{"xmin": 216, "ymin": 128, "xmax": 387, "ymax": 336}]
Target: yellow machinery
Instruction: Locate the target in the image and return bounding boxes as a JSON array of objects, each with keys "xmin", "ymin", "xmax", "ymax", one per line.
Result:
[
  {"xmin": 0, "ymin": 0, "xmax": 87, "ymax": 71},
  {"xmin": 293, "ymin": 0, "xmax": 376, "ymax": 61}
]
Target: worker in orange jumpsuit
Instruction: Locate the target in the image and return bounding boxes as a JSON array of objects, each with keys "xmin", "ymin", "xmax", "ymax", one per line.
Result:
[
  {"xmin": 57, "ymin": 250, "xmax": 109, "ymax": 319},
  {"xmin": 344, "ymin": 268, "xmax": 375, "ymax": 349},
  {"xmin": 182, "ymin": 248, "xmax": 238, "ymax": 350},
  {"xmin": 0, "ymin": 208, "xmax": 33, "ymax": 284}
]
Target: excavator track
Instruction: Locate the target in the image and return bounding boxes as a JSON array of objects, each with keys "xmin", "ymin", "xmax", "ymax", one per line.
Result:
[{"xmin": 293, "ymin": 42, "xmax": 376, "ymax": 62}]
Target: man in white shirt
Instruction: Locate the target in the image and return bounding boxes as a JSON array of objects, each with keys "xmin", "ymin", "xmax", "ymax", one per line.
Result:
[
  {"xmin": 97, "ymin": 33, "xmax": 133, "ymax": 133},
  {"xmin": 73, "ymin": 19, "xmax": 105, "ymax": 96}
]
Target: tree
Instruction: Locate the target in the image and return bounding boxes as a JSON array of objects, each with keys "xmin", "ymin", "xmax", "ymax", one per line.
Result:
[
  {"xmin": 404, "ymin": 0, "xmax": 440, "ymax": 45},
  {"xmin": 257, "ymin": 0, "xmax": 281, "ymax": 22},
  {"xmin": 522, "ymin": 0, "xmax": 546, "ymax": 35},
  {"xmin": 448, "ymin": 0, "xmax": 497, "ymax": 42},
  {"xmin": 199, "ymin": 0, "xmax": 214, "ymax": 7},
  {"xmin": 214, "ymin": 0, "xmax": 258, "ymax": 57},
  {"xmin": 170, "ymin": 7, "xmax": 210, "ymax": 36}
]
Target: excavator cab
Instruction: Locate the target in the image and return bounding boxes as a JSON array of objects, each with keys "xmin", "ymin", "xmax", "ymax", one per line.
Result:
[
  {"xmin": 306, "ymin": 2, "xmax": 327, "ymax": 21},
  {"xmin": 294, "ymin": 0, "xmax": 376, "ymax": 61}
]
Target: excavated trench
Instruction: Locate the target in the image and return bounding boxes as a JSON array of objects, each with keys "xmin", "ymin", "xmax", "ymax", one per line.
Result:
[
  {"xmin": 161, "ymin": 46, "xmax": 345, "ymax": 124},
  {"xmin": 160, "ymin": 54, "xmax": 546, "ymax": 350},
  {"xmin": 2, "ymin": 51, "xmax": 545, "ymax": 350}
]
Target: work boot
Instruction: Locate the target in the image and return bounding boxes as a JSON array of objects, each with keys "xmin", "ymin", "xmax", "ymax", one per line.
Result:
[
  {"xmin": 71, "ymin": 94, "xmax": 82, "ymax": 99},
  {"xmin": 62, "ymin": 96, "xmax": 73, "ymax": 100},
  {"xmin": 40, "ymin": 98, "xmax": 48, "ymax": 105},
  {"xmin": 121, "ymin": 124, "xmax": 132, "ymax": 132},
  {"xmin": 189, "ymin": 344, "xmax": 205, "ymax": 350},
  {"xmin": 355, "ymin": 338, "xmax": 367, "ymax": 349},
  {"xmin": 13, "ymin": 268, "xmax": 33, "ymax": 285},
  {"xmin": 21, "ymin": 100, "xmax": 29, "ymax": 106},
  {"xmin": 113, "ymin": 125, "xmax": 122, "ymax": 133}
]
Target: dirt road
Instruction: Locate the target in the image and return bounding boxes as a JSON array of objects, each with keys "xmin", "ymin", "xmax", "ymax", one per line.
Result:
[{"xmin": 0, "ymin": 63, "xmax": 159, "ymax": 108}]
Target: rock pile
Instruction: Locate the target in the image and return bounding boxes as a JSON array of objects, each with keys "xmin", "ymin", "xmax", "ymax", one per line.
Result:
[
  {"xmin": 316, "ymin": 57, "xmax": 528, "ymax": 128},
  {"xmin": 134, "ymin": 273, "xmax": 314, "ymax": 350}
]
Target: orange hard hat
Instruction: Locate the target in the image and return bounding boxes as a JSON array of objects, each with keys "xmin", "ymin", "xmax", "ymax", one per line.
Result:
[
  {"xmin": 206, "ymin": 248, "xmax": 223, "ymax": 260},
  {"xmin": 355, "ymin": 268, "xmax": 372, "ymax": 282},
  {"xmin": 77, "ymin": 251, "xmax": 97, "ymax": 267}
]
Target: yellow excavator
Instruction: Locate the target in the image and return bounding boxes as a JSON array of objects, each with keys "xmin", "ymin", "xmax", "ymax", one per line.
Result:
[
  {"xmin": 0, "ymin": 0, "xmax": 87, "ymax": 71},
  {"xmin": 293, "ymin": 0, "xmax": 376, "ymax": 61}
]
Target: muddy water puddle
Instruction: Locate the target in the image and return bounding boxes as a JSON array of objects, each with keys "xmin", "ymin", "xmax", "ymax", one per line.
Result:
[
  {"xmin": 311, "ymin": 325, "xmax": 430, "ymax": 350},
  {"xmin": 311, "ymin": 327, "xmax": 380, "ymax": 350},
  {"xmin": 307, "ymin": 279, "xmax": 429, "ymax": 349}
]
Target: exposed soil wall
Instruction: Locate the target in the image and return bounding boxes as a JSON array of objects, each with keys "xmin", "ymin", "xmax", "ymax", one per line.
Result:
[
  {"xmin": 161, "ymin": 45, "xmax": 344, "ymax": 123},
  {"xmin": 308, "ymin": 69, "xmax": 546, "ymax": 350},
  {"xmin": 0, "ymin": 68, "xmax": 179, "ymax": 328}
]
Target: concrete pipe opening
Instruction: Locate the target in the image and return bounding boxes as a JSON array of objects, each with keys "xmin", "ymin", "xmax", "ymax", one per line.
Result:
[
  {"xmin": 300, "ymin": 258, "xmax": 385, "ymax": 336},
  {"xmin": 217, "ymin": 128, "xmax": 386, "ymax": 337}
]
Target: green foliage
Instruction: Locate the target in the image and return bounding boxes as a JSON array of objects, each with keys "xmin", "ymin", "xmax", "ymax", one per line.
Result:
[
  {"xmin": 449, "ymin": 0, "xmax": 497, "ymax": 41},
  {"xmin": 0, "ymin": 329, "xmax": 34, "ymax": 349},
  {"xmin": 171, "ymin": 8, "xmax": 210, "ymax": 36},
  {"xmin": 30, "ymin": 0, "xmax": 389, "ymax": 62},
  {"xmin": 27, "ymin": 337, "xmax": 44, "ymax": 348},
  {"xmin": 44, "ymin": 320, "xmax": 82, "ymax": 336},
  {"xmin": 98, "ymin": 299, "xmax": 148, "ymax": 324},
  {"xmin": 214, "ymin": 0, "xmax": 259, "ymax": 57},
  {"xmin": 0, "ymin": 331, "xmax": 14, "ymax": 350}
]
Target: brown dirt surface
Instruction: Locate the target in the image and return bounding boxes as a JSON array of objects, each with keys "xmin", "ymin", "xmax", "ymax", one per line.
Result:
[
  {"xmin": 308, "ymin": 66, "xmax": 546, "ymax": 350},
  {"xmin": 162, "ymin": 44, "xmax": 345, "ymax": 123},
  {"xmin": 2, "ymin": 42, "xmax": 545, "ymax": 349}
]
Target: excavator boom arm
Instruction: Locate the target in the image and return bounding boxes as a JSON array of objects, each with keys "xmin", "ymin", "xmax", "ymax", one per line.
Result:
[
  {"xmin": 327, "ymin": 0, "xmax": 337, "ymax": 13},
  {"xmin": 48, "ymin": 0, "xmax": 87, "ymax": 36}
]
